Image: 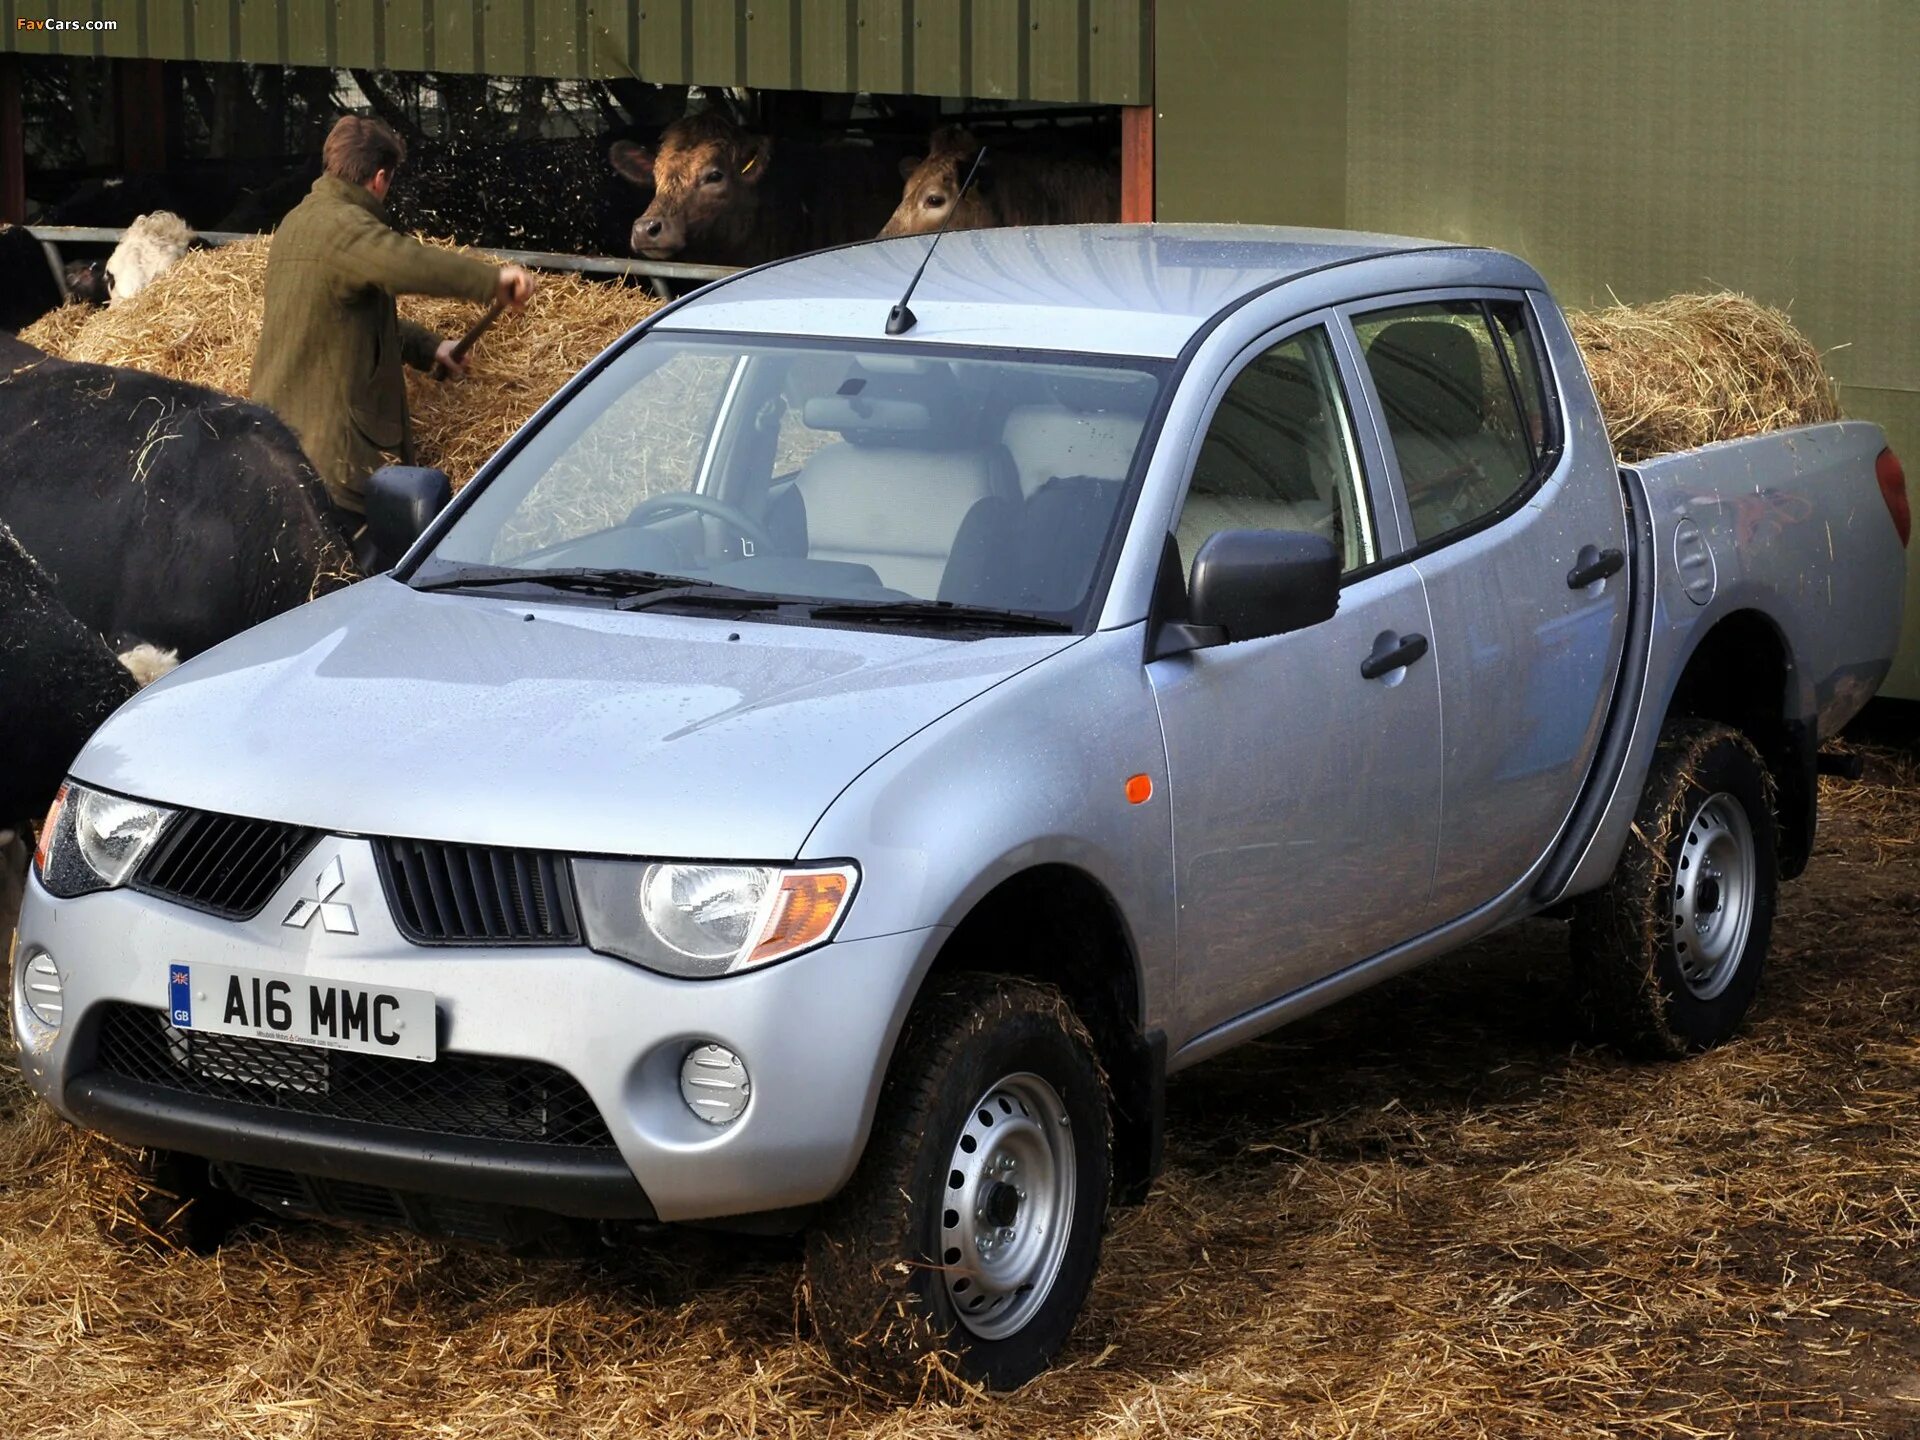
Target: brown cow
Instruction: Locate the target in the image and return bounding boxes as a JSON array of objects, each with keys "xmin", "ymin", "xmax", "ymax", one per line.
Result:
[
  {"xmin": 880, "ymin": 126, "xmax": 1120, "ymax": 239},
  {"xmin": 609, "ymin": 111, "xmax": 901, "ymax": 267}
]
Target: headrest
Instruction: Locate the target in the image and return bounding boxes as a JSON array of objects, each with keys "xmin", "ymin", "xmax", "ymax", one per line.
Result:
[{"xmin": 1365, "ymin": 320, "xmax": 1487, "ymax": 440}]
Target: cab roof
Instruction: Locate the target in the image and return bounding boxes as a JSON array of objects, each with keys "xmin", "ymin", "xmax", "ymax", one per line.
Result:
[{"xmin": 656, "ymin": 224, "xmax": 1461, "ymax": 359}]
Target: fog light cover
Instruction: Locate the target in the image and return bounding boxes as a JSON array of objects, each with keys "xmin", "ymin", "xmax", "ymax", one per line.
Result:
[
  {"xmin": 679, "ymin": 1043, "xmax": 750, "ymax": 1126},
  {"xmin": 20, "ymin": 949, "xmax": 63, "ymax": 1028}
]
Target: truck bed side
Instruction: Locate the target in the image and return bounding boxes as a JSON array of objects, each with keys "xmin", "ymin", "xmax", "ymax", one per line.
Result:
[{"xmin": 1555, "ymin": 420, "xmax": 1905, "ymax": 899}]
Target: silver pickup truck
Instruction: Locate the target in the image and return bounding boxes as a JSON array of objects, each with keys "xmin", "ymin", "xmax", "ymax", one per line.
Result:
[{"xmin": 13, "ymin": 226, "xmax": 1909, "ymax": 1389}]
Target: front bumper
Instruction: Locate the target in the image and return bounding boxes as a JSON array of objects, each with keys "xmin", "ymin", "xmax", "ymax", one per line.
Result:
[{"xmin": 13, "ymin": 837, "xmax": 944, "ymax": 1223}]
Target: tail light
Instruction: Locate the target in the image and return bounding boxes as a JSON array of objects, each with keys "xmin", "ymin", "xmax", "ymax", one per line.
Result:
[{"xmin": 1878, "ymin": 447, "xmax": 1910, "ymax": 548}]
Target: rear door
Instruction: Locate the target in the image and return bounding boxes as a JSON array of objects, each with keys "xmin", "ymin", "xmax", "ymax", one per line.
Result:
[
  {"xmin": 1148, "ymin": 314, "xmax": 1445, "ymax": 1040},
  {"xmin": 1346, "ymin": 292, "xmax": 1631, "ymax": 919}
]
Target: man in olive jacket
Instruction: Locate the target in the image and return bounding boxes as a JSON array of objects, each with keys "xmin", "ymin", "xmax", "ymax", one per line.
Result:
[{"xmin": 251, "ymin": 115, "xmax": 534, "ymax": 534}]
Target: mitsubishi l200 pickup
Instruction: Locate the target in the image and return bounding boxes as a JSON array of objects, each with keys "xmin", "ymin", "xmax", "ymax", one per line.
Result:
[{"xmin": 14, "ymin": 225, "xmax": 1909, "ymax": 1389}]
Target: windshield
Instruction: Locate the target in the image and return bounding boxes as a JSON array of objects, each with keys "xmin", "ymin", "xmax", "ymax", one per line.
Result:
[{"xmin": 417, "ymin": 333, "xmax": 1167, "ymax": 628}]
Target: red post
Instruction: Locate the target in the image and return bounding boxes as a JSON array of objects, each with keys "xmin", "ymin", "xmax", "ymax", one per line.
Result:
[
  {"xmin": 0, "ymin": 54, "xmax": 24, "ymax": 224},
  {"xmin": 116, "ymin": 59, "xmax": 167, "ymax": 174},
  {"xmin": 1120, "ymin": 104, "xmax": 1154, "ymax": 224}
]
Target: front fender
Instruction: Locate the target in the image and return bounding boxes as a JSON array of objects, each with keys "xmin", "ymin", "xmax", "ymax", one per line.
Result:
[{"xmin": 799, "ymin": 623, "xmax": 1174, "ymax": 1034}]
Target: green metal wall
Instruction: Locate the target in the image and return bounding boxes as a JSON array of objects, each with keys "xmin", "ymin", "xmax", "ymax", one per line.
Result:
[
  {"xmin": 1158, "ymin": 0, "xmax": 1920, "ymax": 698},
  {"xmin": 1, "ymin": 0, "xmax": 1149, "ymax": 102}
]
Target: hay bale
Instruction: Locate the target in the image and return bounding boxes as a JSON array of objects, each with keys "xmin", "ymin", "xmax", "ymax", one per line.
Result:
[
  {"xmin": 1566, "ymin": 291, "xmax": 1841, "ymax": 464},
  {"xmin": 18, "ymin": 237, "xmax": 659, "ymax": 487}
]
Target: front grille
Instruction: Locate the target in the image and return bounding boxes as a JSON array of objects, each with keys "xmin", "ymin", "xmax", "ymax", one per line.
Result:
[
  {"xmin": 135, "ymin": 810, "xmax": 318, "ymax": 919},
  {"xmin": 93, "ymin": 1004, "xmax": 615, "ymax": 1149},
  {"xmin": 374, "ymin": 838, "xmax": 580, "ymax": 945}
]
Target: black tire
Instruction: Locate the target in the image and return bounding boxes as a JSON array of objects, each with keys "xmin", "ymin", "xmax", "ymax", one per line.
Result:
[
  {"xmin": 1572, "ymin": 719, "xmax": 1778, "ymax": 1057},
  {"xmin": 804, "ymin": 974, "xmax": 1111, "ymax": 1394},
  {"xmin": 83, "ymin": 1138, "xmax": 259, "ymax": 1254}
]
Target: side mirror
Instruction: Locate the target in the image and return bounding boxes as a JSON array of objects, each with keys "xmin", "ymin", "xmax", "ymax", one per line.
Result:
[
  {"xmin": 364, "ymin": 464, "xmax": 451, "ymax": 572},
  {"xmin": 1150, "ymin": 529, "xmax": 1339, "ymax": 659}
]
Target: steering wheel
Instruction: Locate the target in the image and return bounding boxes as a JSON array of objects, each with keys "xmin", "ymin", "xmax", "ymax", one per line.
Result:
[{"xmin": 627, "ymin": 492, "xmax": 777, "ymax": 557}]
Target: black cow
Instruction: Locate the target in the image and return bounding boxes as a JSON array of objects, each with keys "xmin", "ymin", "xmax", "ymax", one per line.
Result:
[
  {"xmin": 0, "ymin": 520, "xmax": 137, "ymax": 827},
  {"xmin": 0, "ymin": 336, "xmax": 361, "ymax": 660},
  {"xmin": 215, "ymin": 157, "xmax": 323, "ymax": 235},
  {"xmin": 1, "ymin": 224, "xmax": 65, "ymax": 332}
]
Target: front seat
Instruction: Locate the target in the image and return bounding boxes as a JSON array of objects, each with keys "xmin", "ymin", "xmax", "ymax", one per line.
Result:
[{"xmin": 792, "ymin": 440, "xmax": 1004, "ymax": 597}]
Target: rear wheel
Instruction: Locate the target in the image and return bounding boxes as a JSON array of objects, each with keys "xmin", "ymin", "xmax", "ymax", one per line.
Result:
[
  {"xmin": 804, "ymin": 975, "xmax": 1110, "ymax": 1393},
  {"xmin": 1572, "ymin": 719, "xmax": 1778, "ymax": 1057}
]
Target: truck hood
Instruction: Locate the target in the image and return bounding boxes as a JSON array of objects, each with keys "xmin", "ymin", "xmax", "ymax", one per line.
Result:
[{"xmin": 73, "ymin": 577, "xmax": 1076, "ymax": 858}]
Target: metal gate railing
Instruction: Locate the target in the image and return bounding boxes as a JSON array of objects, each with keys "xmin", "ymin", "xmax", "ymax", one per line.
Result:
[{"xmin": 27, "ymin": 225, "xmax": 740, "ymax": 299}]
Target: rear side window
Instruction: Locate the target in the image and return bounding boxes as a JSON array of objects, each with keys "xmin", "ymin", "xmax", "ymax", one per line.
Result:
[{"xmin": 1355, "ymin": 299, "xmax": 1554, "ymax": 546}]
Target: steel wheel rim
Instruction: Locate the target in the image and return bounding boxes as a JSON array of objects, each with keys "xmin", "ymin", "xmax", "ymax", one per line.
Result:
[
  {"xmin": 938, "ymin": 1071, "xmax": 1076, "ymax": 1341},
  {"xmin": 1670, "ymin": 792, "xmax": 1756, "ymax": 1000}
]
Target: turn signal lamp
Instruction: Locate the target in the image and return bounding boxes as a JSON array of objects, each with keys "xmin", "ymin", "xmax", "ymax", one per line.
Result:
[
  {"xmin": 33, "ymin": 784, "xmax": 66, "ymax": 877},
  {"xmin": 748, "ymin": 869, "xmax": 853, "ymax": 966}
]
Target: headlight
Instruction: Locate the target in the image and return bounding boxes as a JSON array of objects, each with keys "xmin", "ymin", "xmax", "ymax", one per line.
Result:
[
  {"xmin": 573, "ymin": 859, "xmax": 857, "ymax": 978},
  {"xmin": 33, "ymin": 782, "xmax": 176, "ymax": 899}
]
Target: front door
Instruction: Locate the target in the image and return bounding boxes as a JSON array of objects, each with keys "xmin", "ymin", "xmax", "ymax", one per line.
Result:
[
  {"xmin": 1349, "ymin": 294, "xmax": 1632, "ymax": 918},
  {"xmin": 1148, "ymin": 321, "xmax": 1445, "ymax": 1041}
]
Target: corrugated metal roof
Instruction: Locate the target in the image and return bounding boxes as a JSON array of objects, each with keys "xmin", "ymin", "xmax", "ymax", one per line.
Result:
[{"xmin": 2, "ymin": 0, "xmax": 1150, "ymax": 103}]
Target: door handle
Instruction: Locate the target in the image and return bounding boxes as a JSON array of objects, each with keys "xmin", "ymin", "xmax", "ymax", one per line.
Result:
[
  {"xmin": 1361, "ymin": 630, "xmax": 1430, "ymax": 680},
  {"xmin": 1567, "ymin": 545, "xmax": 1626, "ymax": 590}
]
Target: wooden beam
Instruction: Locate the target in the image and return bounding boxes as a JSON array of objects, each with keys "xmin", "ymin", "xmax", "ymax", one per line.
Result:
[
  {"xmin": 1120, "ymin": 103, "xmax": 1154, "ymax": 223},
  {"xmin": 0, "ymin": 55, "xmax": 24, "ymax": 225},
  {"xmin": 116, "ymin": 59, "xmax": 168, "ymax": 174}
]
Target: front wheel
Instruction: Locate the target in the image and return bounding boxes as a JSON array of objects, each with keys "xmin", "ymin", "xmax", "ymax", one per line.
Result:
[
  {"xmin": 83, "ymin": 1139, "xmax": 260, "ymax": 1254},
  {"xmin": 804, "ymin": 975, "xmax": 1111, "ymax": 1393},
  {"xmin": 1571, "ymin": 719, "xmax": 1779, "ymax": 1057}
]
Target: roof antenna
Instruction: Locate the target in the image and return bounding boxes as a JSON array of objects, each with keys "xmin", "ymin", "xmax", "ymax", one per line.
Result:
[{"xmin": 886, "ymin": 145, "xmax": 987, "ymax": 336}]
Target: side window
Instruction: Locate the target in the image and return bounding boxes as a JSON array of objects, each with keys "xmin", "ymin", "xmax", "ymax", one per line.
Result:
[
  {"xmin": 1488, "ymin": 302, "xmax": 1556, "ymax": 458},
  {"xmin": 770, "ymin": 353, "xmax": 852, "ymax": 478},
  {"xmin": 1354, "ymin": 299, "xmax": 1549, "ymax": 546},
  {"xmin": 1174, "ymin": 326, "xmax": 1375, "ymax": 575},
  {"xmin": 494, "ymin": 349, "xmax": 736, "ymax": 560}
]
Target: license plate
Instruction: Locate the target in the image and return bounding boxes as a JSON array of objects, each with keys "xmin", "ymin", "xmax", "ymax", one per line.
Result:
[{"xmin": 167, "ymin": 963, "xmax": 436, "ymax": 1063}]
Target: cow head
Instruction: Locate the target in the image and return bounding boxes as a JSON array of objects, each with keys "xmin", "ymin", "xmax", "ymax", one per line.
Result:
[
  {"xmin": 64, "ymin": 259, "xmax": 110, "ymax": 306},
  {"xmin": 879, "ymin": 127, "xmax": 996, "ymax": 238},
  {"xmin": 610, "ymin": 113, "xmax": 774, "ymax": 261}
]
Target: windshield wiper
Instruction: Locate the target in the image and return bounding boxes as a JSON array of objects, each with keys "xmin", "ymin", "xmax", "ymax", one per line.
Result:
[
  {"xmin": 806, "ymin": 599, "xmax": 1072, "ymax": 634},
  {"xmin": 618, "ymin": 584, "xmax": 795, "ymax": 614},
  {"xmin": 411, "ymin": 565, "xmax": 710, "ymax": 597}
]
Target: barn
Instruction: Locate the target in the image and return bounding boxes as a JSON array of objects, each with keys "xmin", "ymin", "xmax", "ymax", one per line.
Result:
[{"xmin": 3, "ymin": 0, "xmax": 1916, "ymax": 692}]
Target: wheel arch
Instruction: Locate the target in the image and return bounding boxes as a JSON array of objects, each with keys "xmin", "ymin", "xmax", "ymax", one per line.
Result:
[
  {"xmin": 1662, "ymin": 607, "xmax": 1815, "ymax": 877},
  {"xmin": 919, "ymin": 863, "xmax": 1163, "ymax": 1206}
]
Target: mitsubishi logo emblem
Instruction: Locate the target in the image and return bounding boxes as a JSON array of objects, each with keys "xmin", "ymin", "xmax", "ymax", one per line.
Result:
[{"xmin": 283, "ymin": 856, "xmax": 358, "ymax": 934}]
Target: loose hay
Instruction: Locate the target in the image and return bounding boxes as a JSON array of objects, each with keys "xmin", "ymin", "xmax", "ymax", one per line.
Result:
[
  {"xmin": 14, "ymin": 298, "xmax": 93, "ymax": 357},
  {"xmin": 20, "ymin": 237, "xmax": 660, "ymax": 487},
  {"xmin": 1567, "ymin": 291, "xmax": 1842, "ymax": 464}
]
